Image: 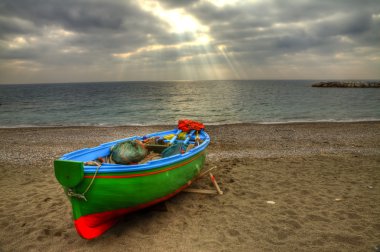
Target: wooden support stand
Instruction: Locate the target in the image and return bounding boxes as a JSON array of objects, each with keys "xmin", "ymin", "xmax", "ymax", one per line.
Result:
[
  {"xmin": 209, "ymin": 172, "xmax": 223, "ymax": 195},
  {"xmin": 183, "ymin": 188, "xmax": 218, "ymax": 194},
  {"xmin": 182, "ymin": 167, "xmax": 224, "ymax": 195}
]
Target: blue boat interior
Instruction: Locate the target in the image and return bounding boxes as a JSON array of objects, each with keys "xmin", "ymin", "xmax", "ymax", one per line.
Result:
[{"xmin": 59, "ymin": 129, "xmax": 210, "ymax": 173}]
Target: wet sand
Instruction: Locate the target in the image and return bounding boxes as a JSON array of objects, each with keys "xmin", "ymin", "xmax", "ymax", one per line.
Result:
[{"xmin": 0, "ymin": 122, "xmax": 379, "ymax": 251}]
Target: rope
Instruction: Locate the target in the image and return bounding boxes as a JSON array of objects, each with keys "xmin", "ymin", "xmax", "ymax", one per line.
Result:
[{"xmin": 67, "ymin": 163, "xmax": 101, "ymax": 202}]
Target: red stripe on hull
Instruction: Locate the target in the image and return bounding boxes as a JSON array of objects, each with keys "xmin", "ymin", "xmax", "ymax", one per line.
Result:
[{"xmin": 74, "ymin": 181, "xmax": 192, "ymax": 239}]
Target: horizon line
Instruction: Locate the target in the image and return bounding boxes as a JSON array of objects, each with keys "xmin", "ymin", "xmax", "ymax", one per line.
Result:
[{"xmin": 1, "ymin": 78, "xmax": 380, "ymax": 85}]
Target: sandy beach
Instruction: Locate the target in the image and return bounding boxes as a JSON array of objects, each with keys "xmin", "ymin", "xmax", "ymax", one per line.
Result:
[{"xmin": 0, "ymin": 122, "xmax": 379, "ymax": 252}]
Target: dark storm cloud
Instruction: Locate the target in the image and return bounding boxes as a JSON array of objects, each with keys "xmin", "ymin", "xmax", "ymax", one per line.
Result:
[
  {"xmin": 310, "ymin": 13, "xmax": 372, "ymax": 37},
  {"xmin": 159, "ymin": 0, "xmax": 200, "ymax": 8},
  {"xmin": 1, "ymin": 0, "xmax": 136, "ymax": 32},
  {"xmin": 0, "ymin": 17, "xmax": 37, "ymax": 37},
  {"xmin": 0, "ymin": 0, "xmax": 379, "ymax": 83},
  {"xmin": 205, "ymin": 2, "xmax": 376, "ymax": 38},
  {"xmin": 0, "ymin": 0, "xmax": 177, "ymax": 60},
  {"xmin": 185, "ymin": 0, "xmax": 380, "ymax": 67}
]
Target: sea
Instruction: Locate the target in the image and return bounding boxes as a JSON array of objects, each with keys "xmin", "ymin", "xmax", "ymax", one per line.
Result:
[{"xmin": 0, "ymin": 80, "xmax": 379, "ymax": 127}]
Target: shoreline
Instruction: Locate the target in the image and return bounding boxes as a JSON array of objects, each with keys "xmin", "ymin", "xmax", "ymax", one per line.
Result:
[
  {"xmin": 1, "ymin": 119, "xmax": 380, "ymax": 130},
  {"xmin": 0, "ymin": 122, "xmax": 379, "ymax": 251}
]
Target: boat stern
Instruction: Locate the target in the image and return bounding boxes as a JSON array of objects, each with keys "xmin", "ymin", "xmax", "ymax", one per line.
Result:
[{"xmin": 54, "ymin": 160, "xmax": 85, "ymax": 188}]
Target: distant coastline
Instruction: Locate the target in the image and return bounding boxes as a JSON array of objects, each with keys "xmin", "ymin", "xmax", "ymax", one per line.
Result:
[{"xmin": 312, "ymin": 81, "xmax": 380, "ymax": 88}]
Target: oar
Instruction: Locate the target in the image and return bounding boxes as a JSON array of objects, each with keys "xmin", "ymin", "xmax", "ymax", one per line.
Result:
[
  {"xmin": 167, "ymin": 129, "xmax": 194, "ymax": 146},
  {"xmin": 169, "ymin": 129, "xmax": 182, "ymax": 145},
  {"xmin": 161, "ymin": 130, "xmax": 196, "ymax": 158},
  {"xmin": 183, "ymin": 130, "xmax": 195, "ymax": 145}
]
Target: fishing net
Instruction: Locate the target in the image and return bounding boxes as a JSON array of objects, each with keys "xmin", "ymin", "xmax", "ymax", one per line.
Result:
[
  {"xmin": 178, "ymin": 119, "xmax": 205, "ymax": 132},
  {"xmin": 110, "ymin": 140, "xmax": 148, "ymax": 164},
  {"xmin": 161, "ymin": 142, "xmax": 186, "ymax": 158}
]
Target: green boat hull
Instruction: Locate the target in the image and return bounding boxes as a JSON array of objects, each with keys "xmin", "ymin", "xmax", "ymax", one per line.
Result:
[{"xmin": 56, "ymin": 151, "xmax": 207, "ymax": 239}]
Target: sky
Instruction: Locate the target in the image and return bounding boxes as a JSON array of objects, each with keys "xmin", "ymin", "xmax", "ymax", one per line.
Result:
[{"xmin": 0, "ymin": 0, "xmax": 379, "ymax": 84}]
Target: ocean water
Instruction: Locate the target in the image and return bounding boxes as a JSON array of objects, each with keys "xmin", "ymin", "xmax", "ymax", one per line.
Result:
[{"xmin": 0, "ymin": 80, "xmax": 379, "ymax": 127}]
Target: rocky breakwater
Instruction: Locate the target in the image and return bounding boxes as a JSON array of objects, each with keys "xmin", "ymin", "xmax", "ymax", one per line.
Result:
[{"xmin": 312, "ymin": 81, "xmax": 380, "ymax": 88}]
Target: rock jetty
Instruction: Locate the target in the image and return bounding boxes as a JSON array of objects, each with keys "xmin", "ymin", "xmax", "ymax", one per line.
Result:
[{"xmin": 312, "ymin": 81, "xmax": 380, "ymax": 88}]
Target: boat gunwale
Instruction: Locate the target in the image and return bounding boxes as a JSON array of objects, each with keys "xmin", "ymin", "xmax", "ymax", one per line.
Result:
[
  {"xmin": 59, "ymin": 129, "xmax": 210, "ymax": 174},
  {"xmin": 83, "ymin": 150, "xmax": 205, "ymax": 178}
]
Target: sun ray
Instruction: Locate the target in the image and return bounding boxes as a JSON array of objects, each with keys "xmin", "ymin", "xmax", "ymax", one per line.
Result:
[
  {"xmin": 114, "ymin": 0, "xmax": 247, "ymax": 80},
  {"xmin": 217, "ymin": 44, "xmax": 245, "ymax": 79}
]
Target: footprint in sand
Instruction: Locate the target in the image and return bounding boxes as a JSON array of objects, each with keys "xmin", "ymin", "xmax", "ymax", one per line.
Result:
[
  {"xmin": 227, "ymin": 229, "xmax": 240, "ymax": 237},
  {"xmin": 305, "ymin": 214, "xmax": 330, "ymax": 222}
]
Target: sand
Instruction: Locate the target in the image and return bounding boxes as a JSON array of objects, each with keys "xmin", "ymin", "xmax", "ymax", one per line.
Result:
[{"xmin": 0, "ymin": 122, "xmax": 379, "ymax": 252}]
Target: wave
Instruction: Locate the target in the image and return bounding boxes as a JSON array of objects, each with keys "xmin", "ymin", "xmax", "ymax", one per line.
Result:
[
  {"xmin": 1, "ymin": 80, "xmax": 379, "ymax": 129},
  {"xmin": 1, "ymin": 118, "xmax": 380, "ymax": 129}
]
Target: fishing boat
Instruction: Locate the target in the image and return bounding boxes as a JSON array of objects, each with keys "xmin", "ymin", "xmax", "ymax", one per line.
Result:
[{"xmin": 54, "ymin": 120, "xmax": 210, "ymax": 239}]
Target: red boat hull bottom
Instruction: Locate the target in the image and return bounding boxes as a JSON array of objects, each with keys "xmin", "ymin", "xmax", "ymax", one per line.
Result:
[{"xmin": 74, "ymin": 182, "xmax": 191, "ymax": 239}]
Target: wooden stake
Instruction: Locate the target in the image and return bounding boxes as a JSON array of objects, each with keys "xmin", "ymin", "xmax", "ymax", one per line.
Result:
[
  {"xmin": 209, "ymin": 172, "xmax": 223, "ymax": 195},
  {"xmin": 183, "ymin": 188, "xmax": 218, "ymax": 194},
  {"xmin": 196, "ymin": 166, "xmax": 217, "ymax": 180}
]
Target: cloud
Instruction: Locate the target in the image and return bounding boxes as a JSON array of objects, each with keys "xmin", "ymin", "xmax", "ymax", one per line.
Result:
[
  {"xmin": 1, "ymin": 0, "xmax": 133, "ymax": 32},
  {"xmin": 159, "ymin": 0, "xmax": 200, "ymax": 8},
  {"xmin": 185, "ymin": 0, "xmax": 380, "ymax": 72},
  {"xmin": 0, "ymin": 0, "xmax": 379, "ymax": 83}
]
